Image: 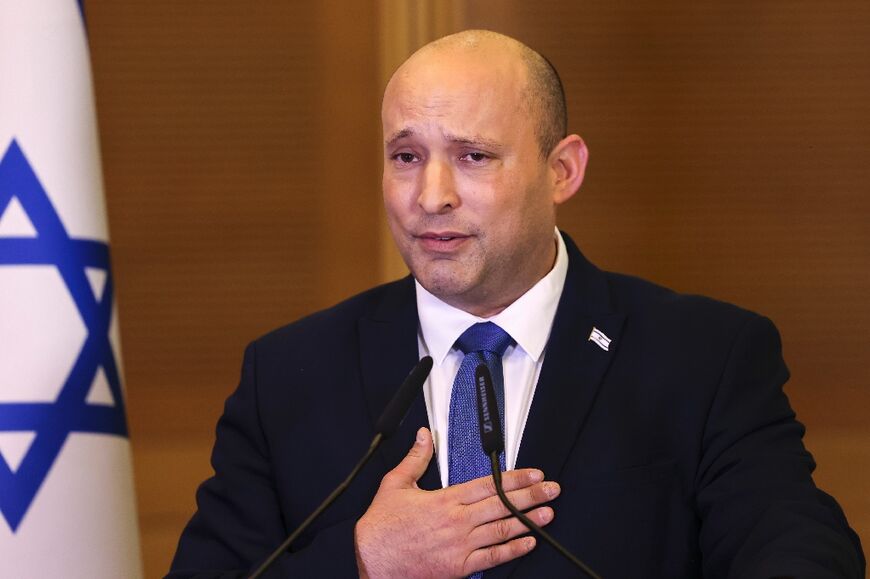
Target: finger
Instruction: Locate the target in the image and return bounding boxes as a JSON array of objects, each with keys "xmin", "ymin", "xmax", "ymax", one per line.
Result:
[
  {"xmin": 379, "ymin": 427, "xmax": 434, "ymax": 490},
  {"xmin": 464, "ymin": 536, "xmax": 537, "ymax": 575},
  {"xmin": 468, "ymin": 481, "xmax": 560, "ymax": 526},
  {"xmin": 452, "ymin": 468, "xmax": 545, "ymax": 505},
  {"xmin": 468, "ymin": 506, "xmax": 554, "ymax": 550}
]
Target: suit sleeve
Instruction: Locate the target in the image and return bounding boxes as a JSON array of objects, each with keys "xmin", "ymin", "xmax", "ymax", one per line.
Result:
[
  {"xmin": 696, "ymin": 314, "xmax": 865, "ymax": 578},
  {"xmin": 166, "ymin": 341, "xmax": 360, "ymax": 578}
]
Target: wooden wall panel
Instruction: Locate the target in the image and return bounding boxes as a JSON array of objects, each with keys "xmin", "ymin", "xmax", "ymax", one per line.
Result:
[{"xmin": 87, "ymin": 3, "xmax": 381, "ymax": 575}]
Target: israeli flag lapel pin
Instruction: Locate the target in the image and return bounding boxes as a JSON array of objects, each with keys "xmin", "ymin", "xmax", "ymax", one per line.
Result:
[{"xmin": 588, "ymin": 326, "xmax": 612, "ymax": 351}]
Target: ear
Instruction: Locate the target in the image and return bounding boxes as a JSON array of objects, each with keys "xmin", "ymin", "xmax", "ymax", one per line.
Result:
[{"xmin": 547, "ymin": 134, "xmax": 588, "ymax": 205}]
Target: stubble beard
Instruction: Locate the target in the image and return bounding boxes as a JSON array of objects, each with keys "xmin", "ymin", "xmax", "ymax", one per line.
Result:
[{"xmin": 407, "ymin": 240, "xmax": 493, "ymax": 308}]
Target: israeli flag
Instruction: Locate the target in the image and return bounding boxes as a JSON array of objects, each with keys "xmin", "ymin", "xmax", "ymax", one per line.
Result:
[
  {"xmin": 0, "ymin": 2, "xmax": 143, "ymax": 577},
  {"xmin": 588, "ymin": 327, "xmax": 612, "ymax": 352}
]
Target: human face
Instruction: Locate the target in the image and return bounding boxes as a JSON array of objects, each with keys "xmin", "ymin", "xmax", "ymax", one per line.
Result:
[{"xmin": 382, "ymin": 49, "xmax": 559, "ymax": 317}]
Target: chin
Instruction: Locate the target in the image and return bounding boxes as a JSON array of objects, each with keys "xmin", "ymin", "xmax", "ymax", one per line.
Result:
[{"xmin": 413, "ymin": 266, "xmax": 474, "ymax": 301}]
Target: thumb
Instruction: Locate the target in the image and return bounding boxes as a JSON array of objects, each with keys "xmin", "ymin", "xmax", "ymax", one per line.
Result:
[{"xmin": 380, "ymin": 427, "xmax": 434, "ymax": 490}]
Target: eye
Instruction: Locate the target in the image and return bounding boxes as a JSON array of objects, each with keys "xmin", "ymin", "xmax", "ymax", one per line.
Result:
[
  {"xmin": 392, "ymin": 152, "xmax": 418, "ymax": 164},
  {"xmin": 461, "ymin": 151, "xmax": 489, "ymax": 163}
]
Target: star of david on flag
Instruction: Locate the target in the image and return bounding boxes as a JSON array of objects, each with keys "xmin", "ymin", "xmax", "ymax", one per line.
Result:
[
  {"xmin": 0, "ymin": 139, "xmax": 128, "ymax": 530},
  {"xmin": 0, "ymin": 1, "xmax": 142, "ymax": 576}
]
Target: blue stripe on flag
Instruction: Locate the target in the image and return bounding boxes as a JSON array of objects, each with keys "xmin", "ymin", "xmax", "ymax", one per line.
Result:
[{"xmin": 0, "ymin": 140, "xmax": 129, "ymax": 532}]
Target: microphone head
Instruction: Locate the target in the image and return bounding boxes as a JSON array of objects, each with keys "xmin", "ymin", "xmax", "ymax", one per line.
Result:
[
  {"xmin": 374, "ymin": 356, "xmax": 433, "ymax": 438},
  {"xmin": 474, "ymin": 363, "xmax": 504, "ymax": 455}
]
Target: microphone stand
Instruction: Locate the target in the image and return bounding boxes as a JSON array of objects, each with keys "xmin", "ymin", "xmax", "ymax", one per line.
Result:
[
  {"xmin": 248, "ymin": 434, "xmax": 383, "ymax": 579},
  {"xmin": 474, "ymin": 362, "xmax": 602, "ymax": 579},
  {"xmin": 488, "ymin": 452, "xmax": 602, "ymax": 579},
  {"xmin": 247, "ymin": 356, "xmax": 433, "ymax": 579}
]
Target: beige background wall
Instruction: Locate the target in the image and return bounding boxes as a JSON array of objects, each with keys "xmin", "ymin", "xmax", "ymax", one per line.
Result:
[{"xmin": 85, "ymin": 1, "xmax": 868, "ymax": 576}]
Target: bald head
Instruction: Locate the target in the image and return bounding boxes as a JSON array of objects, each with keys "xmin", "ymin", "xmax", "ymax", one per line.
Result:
[{"xmin": 387, "ymin": 30, "xmax": 567, "ymax": 158}]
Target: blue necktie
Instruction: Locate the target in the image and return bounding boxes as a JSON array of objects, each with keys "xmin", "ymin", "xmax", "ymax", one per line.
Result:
[
  {"xmin": 448, "ymin": 323, "xmax": 514, "ymax": 579},
  {"xmin": 448, "ymin": 322, "xmax": 514, "ymax": 487}
]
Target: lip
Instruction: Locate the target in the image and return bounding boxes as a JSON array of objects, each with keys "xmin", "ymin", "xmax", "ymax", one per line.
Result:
[{"xmin": 414, "ymin": 231, "xmax": 472, "ymax": 253}]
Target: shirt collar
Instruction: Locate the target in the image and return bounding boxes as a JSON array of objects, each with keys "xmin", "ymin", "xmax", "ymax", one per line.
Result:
[{"xmin": 416, "ymin": 228, "xmax": 569, "ymax": 364}]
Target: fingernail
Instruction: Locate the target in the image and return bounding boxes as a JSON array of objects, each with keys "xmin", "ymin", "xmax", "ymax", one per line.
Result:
[
  {"xmin": 529, "ymin": 470, "xmax": 544, "ymax": 483},
  {"xmin": 524, "ymin": 536, "xmax": 536, "ymax": 550},
  {"xmin": 416, "ymin": 428, "xmax": 426, "ymax": 444},
  {"xmin": 544, "ymin": 482, "xmax": 560, "ymax": 499},
  {"xmin": 540, "ymin": 507, "xmax": 554, "ymax": 523}
]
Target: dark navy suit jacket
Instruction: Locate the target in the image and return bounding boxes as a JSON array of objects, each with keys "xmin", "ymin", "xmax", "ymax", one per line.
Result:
[{"xmin": 168, "ymin": 234, "xmax": 864, "ymax": 578}]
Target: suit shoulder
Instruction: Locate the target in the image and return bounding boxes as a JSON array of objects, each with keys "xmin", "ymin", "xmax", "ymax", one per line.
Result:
[
  {"xmin": 603, "ymin": 270, "xmax": 767, "ymax": 330},
  {"xmin": 600, "ymin": 270, "xmax": 785, "ymax": 379},
  {"xmin": 252, "ymin": 277, "xmax": 413, "ymax": 353}
]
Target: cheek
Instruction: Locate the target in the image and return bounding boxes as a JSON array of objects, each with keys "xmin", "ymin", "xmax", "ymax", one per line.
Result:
[
  {"xmin": 383, "ymin": 171, "xmax": 418, "ymax": 209},
  {"xmin": 475, "ymin": 180, "xmax": 536, "ymax": 223},
  {"xmin": 489, "ymin": 187, "xmax": 553, "ymax": 243},
  {"xmin": 382, "ymin": 180, "xmax": 407, "ymax": 220}
]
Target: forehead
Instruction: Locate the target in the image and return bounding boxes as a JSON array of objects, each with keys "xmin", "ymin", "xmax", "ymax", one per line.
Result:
[{"xmin": 382, "ymin": 50, "xmax": 530, "ymax": 141}]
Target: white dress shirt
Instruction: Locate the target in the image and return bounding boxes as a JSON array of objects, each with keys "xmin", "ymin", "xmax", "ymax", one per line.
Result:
[{"xmin": 416, "ymin": 229, "xmax": 569, "ymax": 487}]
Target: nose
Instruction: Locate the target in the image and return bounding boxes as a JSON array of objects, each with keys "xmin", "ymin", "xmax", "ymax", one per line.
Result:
[{"xmin": 417, "ymin": 158, "xmax": 459, "ymax": 214}]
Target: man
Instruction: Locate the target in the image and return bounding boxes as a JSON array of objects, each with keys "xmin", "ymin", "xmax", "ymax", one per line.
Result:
[{"xmin": 169, "ymin": 30, "xmax": 864, "ymax": 578}]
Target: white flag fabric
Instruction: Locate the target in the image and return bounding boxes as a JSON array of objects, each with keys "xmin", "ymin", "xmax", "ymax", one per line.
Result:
[{"xmin": 0, "ymin": 1, "xmax": 143, "ymax": 577}]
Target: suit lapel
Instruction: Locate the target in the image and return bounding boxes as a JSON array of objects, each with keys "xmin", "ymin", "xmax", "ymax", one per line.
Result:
[
  {"xmin": 514, "ymin": 312, "xmax": 625, "ymax": 476},
  {"xmin": 358, "ymin": 277, "xmax": 441, "ymax": 491},
  {"xmin": 516, "ymin": 236, "xmax": 624, "ymax": 478},
  {"xmin": 490, "ymin": 235, "xmax": 625, "ymax": 579}
]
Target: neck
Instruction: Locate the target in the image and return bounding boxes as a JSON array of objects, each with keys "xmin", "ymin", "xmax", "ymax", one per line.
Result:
[{"xmin": 451, "ymin": 236, "xmax": 559, "ymax": 318}]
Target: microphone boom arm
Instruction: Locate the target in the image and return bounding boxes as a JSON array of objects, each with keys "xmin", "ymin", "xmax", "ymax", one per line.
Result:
[
  {"xmin": 474, "ymin": 362, "xmax": 602, "ymax": 579},
  {"xmin": 488, "ymin": 452, "xmax": 602, "ymax": 579},
  {"xmin": 248, "ymin": 356, "xmax": 433, "ymax": 579},
  {"xmin": 248, "ymin": 433, "xmax": 384, "ymax": 579}
]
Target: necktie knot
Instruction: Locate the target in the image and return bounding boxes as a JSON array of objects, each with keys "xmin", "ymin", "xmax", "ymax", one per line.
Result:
[{"xmin": 455, "ymin": 322, "xmax": 514, "ymax": 357}]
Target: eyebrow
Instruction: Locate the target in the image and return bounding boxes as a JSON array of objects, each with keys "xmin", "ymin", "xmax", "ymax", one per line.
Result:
[
  {"xmin": 384, "ymin": 128, "xmax": 502, "ymax": 151},
  {"xmin": 384, "ymin": 128, "xmax": 414, "ymax": 148},
  {"xmin": 443, "ymin": 133, "xmax": 503, "ymax": 151}
]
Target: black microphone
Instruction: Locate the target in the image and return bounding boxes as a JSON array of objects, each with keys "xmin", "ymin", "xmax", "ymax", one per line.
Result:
[
  {"xmin": 248, "ymin": 356, "xmax": 433, "ymax": 579},
  {"xmin": 474, "ymin": 361, "xmax": 503, "ymax": 455},
  {"xmin": 376, "ymin": 356, "xmax": 433, "ymax": 437},
  {"xmin": 473, "ymin": 363, "xmax": 603, "ymax": 579}
]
